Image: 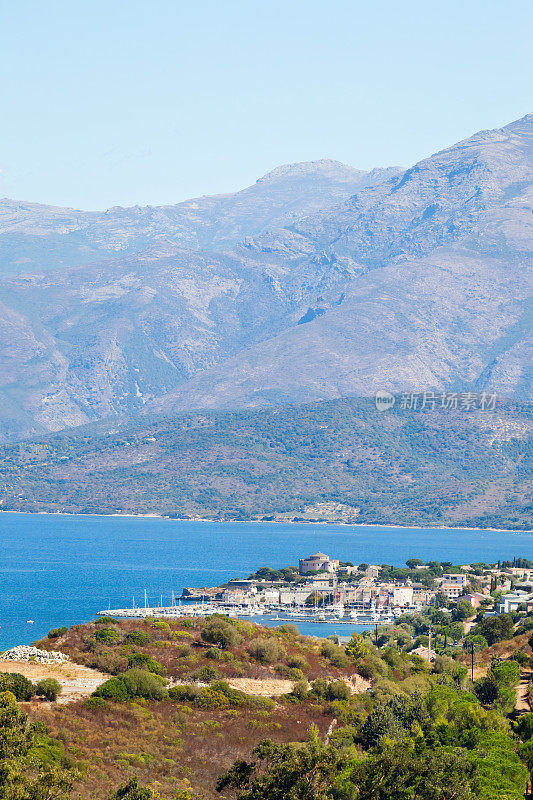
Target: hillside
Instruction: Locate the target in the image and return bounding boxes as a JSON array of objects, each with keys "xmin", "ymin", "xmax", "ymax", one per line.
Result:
[
  {"xmin": 0, "ymin": 397, "xmax": 530, "ymax": 528},
  {"xmin": 0, "ymin": 115, "xmax": 531, "ymax": 445}
]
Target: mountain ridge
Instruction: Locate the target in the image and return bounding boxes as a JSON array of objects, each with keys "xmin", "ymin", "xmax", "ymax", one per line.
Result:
[{"xmin": 0, "ymin": 114, "xmax": 531, "ymax": 444}]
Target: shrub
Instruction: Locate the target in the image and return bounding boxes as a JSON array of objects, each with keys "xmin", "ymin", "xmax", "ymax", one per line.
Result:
[
  {"xmin": 169, "ymin": 684, "xmax": 202, "ymax": 703},
  {"xmin": 93, "ymin": 677, "xmax": 129, "ymax": 702},
  {"xmin": 168, "ymin": 683, "xmax": 202, "ymax": 703},
  {"xmin": 206, "ymin": 647, "xmax": 224, "ymax": 660},
  {"xmin": 125, "ymin": 631, "xmax": 151, "ymax": 646},
  {"xmin": 93, "ymin": 627, "xmax": 121, "ymax": 646},
  {"xmin": 148, "ymin": 620, "xmax": 171, "ymax": 635},
  {"xmin": 190, "ymin": 665, "xmax": 221, "ymax": 684},
  {"xmin": 110, "ymin": 777, "xmax": 158, "ymax": 799},
  {"xmin": 85, "ymin": 696, "xmax": 107, "ymax": 710},
  {"xmin": 0, "ymin": 672, "xmax": 35, "ymax": 701},
  {"xmin": 286, "ymin": 654, "xmax": 309, "ymax": 671},
  {"xmin": 325, "ymin": 680, "xmax": 350, "ymax": 701},
  {"xmin": 119, "ymin": 669, "xmax": 168, "ymax": 700},
  {"xmin": 36, "ymin": 678, "xmax": 62, "ymax": 702},
  {"xmin": 320, "ymin": 640, "xmax": 349, "ymax": 667},
  {"xmin": 127, "ymin": 653, "xmax": 166, "ymax": 675},
  {"xmin": 193, "ymin": 688, "xmax": 230, "ymax": 709},
  {"xmin": 510, "ymin": 650, "xmax": 529, "ymax": 666},
  {"xmin": 290, "ymin": 680, "xmax": 309, "ymax": 701},
  {"xmin": 201, "ymin": 619, "xmax": 241, "ymax": 650},
  {"xmin": 47, "ymin": 627, "xmax": 68, "ymax": 639},
  {"xmin": 95, "ymin": 616, "xmax": 119, "ymax": 625},
  {"xmin": 248, "ymin": 637, "xmax": 286, "ymax": 664}
]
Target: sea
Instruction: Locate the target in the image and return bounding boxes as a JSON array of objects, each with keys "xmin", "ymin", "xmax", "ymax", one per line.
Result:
[{"xmin": 1, "ymin": 512, "xmax": 532, "ymax": 650}]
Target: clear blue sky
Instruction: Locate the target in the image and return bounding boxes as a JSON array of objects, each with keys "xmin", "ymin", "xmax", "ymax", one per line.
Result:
[{"xmin": 1, "ymin": 0, "xmax": 531, "ymax": 210}]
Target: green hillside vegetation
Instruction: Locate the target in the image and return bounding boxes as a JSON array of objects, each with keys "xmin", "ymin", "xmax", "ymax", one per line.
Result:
[
  {"xmin": 10, "ymin": 608, "xmax": 533, "ymax": 799},
  {"xmin": 0, "ymin": 397, "xmax": 530, "ymax": 528}
]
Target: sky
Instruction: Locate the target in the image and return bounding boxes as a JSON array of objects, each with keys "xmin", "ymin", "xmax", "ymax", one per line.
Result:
[{"xmin": 1, "ymin": 0, "xmax": 532, "ymax": 211}]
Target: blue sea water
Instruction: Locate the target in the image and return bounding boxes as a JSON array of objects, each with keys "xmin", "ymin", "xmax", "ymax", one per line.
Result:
[{"xmin": 1, "ymin": 512, "xmax": 532, "ymax": 650}]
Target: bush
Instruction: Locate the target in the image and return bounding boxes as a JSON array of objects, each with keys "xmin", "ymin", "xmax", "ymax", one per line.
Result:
[
  {"xmin": 190, "ymin": 665, "xmax": 221, "ymax": 683},
  {"xmin": 201, "ymin": 619, "xmax": 241, "ymax": 650},
  {"xmin": 36, "ymin": 678, "xmax": 62, "ymax": 702},
  {"xmin": 148, "ymin": 620, "xmax": 171, "ymax": 635},
  {"xmin": 127, "ymin": 653, "xmax": 166, "ymax": 674},
  {"xmin": 206, "ymin": 647, "xmax": 224, "ymax": 660},
  {"xmin": 93, "ymin": 627, "xmax": 121, "ymax": 646},
  {"xmin": 119, "ymin": 669, "xmax": 168, "ymax": 700},
  {"xmin": 193, "ymin": 687, "xmax": 230, "ymax": 709},
  {"xmin": 95, "ymin": 616, "xmax": 119, "ymax": 625},
  {"xmin": 248, "ymin": 637, "xmax": 285, "ymax": 664},
  {"xmin": 286, "ymin": 654, "xmax": 309, "ymax": 671},
  {"xmin": 125, "ymin": 631, "xmax": 151, "ymax": 646},
  {"xmin": 345, "ymin": 632, "xmax": 369, "ymax": 660},
  {"xmin": 0, "ymin": 672, "xmax": 35, "ymax": 701},
  {"xmin": 325, "ymin": 680, "xmax": 351, "ymax": 701},
  {"xmin": 47, "ymin": 627, "xmax": 68, "ymax": 639},
  {"xmin": 169, "ymin": 684, "xmax": 202, "ymax": 702},
  {"xmin": 290, "ymin": 680, "xmax": 309, "ymax": 701},
  {"xmin": 320, "ymin": 640, "xmax": 349, "ymax": 668},
  {"xmin": 93, "ymin": 677, "xmax": 129, "ymax": 702},
  {"xmin": 85, "ymin": 696, "xmax": 107, "ymax": 710}
]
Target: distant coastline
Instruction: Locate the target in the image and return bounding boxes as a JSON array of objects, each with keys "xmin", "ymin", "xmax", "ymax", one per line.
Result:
[{"xmin": 0, "ymin": 508, "xmax": 528, "ymax": 533}]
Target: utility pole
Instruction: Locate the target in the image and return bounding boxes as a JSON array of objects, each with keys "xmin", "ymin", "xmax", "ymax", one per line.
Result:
[
  {"xmin": 428, "ymin": 625, "xmax": 432, "ymax": 662},
  {"xmin": 471, "ymin": 640, "xmax": 475, "ymax": 682},
  {"xmin": 375, "ymin": 624, "xmax": 378, "ymax": 648}
]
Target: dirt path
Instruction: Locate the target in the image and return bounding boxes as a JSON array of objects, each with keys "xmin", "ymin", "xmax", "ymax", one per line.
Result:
[
  {"xmin": 515, "ymin": 670, "xmax": 532, "ymax": 714},
  {"xmin": 0, "ymin": 660, "xmax": 108, "ymax": 704}
]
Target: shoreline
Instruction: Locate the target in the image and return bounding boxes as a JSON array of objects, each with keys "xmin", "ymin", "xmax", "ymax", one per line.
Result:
[{"xmin": 0, "ymin": 508, "xmax": 529, "ymax": 533}]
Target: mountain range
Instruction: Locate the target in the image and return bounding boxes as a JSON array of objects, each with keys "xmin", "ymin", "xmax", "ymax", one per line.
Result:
[{"xmin": 0, "ymin": 114, "xmax": 531, "ymax": 445}]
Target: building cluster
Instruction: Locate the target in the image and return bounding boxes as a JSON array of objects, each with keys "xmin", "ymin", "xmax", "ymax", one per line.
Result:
[{"xmin": 181, "ymin": 553, "xmax": 533, "ymax": 617}]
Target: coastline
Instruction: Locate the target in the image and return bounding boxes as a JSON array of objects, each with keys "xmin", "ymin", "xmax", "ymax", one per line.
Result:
[{"xmin": 0, "ymin": 508, "xmax": 529, "ymax": 533}]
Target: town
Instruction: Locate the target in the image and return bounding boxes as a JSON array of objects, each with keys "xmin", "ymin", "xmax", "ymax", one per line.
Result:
[{"xmin": 101, "ymin": 552, "xmax": 533, "ymax": 627}]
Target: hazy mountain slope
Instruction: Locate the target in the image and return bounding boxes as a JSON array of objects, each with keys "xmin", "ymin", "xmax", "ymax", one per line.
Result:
[
  {"xmin": 0, "ymin": 398, "xmax": 530, "ymax": 530},
  {"xmin": 151, "ymin": 249, "xmax": 532, "ymax": 413},
  {"xmin": 0, "ymin": 161, "xmax": 400, "ymax": 276},
  {"xmin": 0, "ymin": 115, "xmax": 530, "ymax": 444}
]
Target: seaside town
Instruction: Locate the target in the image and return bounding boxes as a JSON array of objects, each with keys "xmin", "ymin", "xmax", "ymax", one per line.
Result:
[{"xmin": 100, "ymin": 552, "xmax": 533, "ymax": 630}]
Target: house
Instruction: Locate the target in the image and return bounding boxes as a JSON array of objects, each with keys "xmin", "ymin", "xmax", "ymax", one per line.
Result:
[
  {"xmin": 496, "ymin": 591, "xmax": 533, "ymax": 614},
  {"xmin": 440, "ymin": 583, "xmax": 463, "ymax": 600},
  {"xmin": 461, "ymin": 592, "xmax": 487, "ymax": 609},
  {"xmin": 298, "ymin": 552, "xmax": 340, "ymax": 575}
]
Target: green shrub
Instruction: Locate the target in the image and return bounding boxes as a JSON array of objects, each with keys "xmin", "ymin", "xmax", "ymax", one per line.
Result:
[
  {"xmin": 193, "ymin": 687, "xmax": 230, "ymax": 709},
  {"xmin": 95, "ymin": 616, "xmax": 119, "ymax": 625},
  {"xmin": 320, "ymin": 640, "xmax": 349, "ymax": 668},
  {"xmin": 325, "ymin": 680, "xmax": 350, "ymax": 701},
  {"xmin": 93, "ymin": 677, "xmax": 129, "ymax": 702},
  {"xmin": 127, "ymin": 653, "xmax": 166, "ymax": 675},
  {"xmin": 125, "ymin": 631, "xmax": 151, "ymax": 646},
  {"xmin": 201, "ymin": 619, "xmax": 241, "ymax": 650},
  {"xmin": 35, "ymin": 678, "xmax": 62, "ymax": 702},
  {"xmin": 290, "ymin": 680, "xmax": 309, "ymax": 701},
  {"xmin": 0, "ymin": 672, "xmax": 35, "ymax": 701},
  {"xmin": 93, "ymin": 627, "xmax": 121, "ymax": 645},
  {"xmin": 119, "ymin": 669, "xmax": 168, "ymax": 700},
  {"xmin": 47, "ymin": 627, "xmax": 68, "ymax": 639},
  {"xmin": 148, "ymin": 620, "xmax": 171, "ymax": 635},
  {"xmin": 85, "ymin": 696, "xmax": 107, "ymax": 710},
  {"xmin": 190, "ymin": 665, "xmax": 221, "ymax": 683},
  {"xmin": 248, "ymin": 637, "xmax": 286, "ymax": 664},
  {"xmin": 205, "ymin": 647, "xmax": 224, "ymax": 660},
  {"xmin": 286, "ymin": 654, "xmax": 309, "ymax": 671},
  {"xmin": 169, "ymin": 684, "xmax": 202, "ymax": 702}
]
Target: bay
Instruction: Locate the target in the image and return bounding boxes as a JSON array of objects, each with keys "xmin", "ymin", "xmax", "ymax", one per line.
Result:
[{"xmin": 1, "ymin": 512, "xmax": 532, "ymax": 650}]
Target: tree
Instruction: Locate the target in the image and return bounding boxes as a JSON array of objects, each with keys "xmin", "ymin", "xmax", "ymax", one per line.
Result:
[
  {"xmin": 463, "ymin": 634, "xmax": 488, "ymax": 653},
  {"xmin": 0, "ymin": 691, "xmax": 72, "ymax": 799},
  {"xmin": 472, "ymin": 614, "xmax": 514, "ymax": 646},
  {"xmin": 119, "ymin": 669, "xmax": 168, "ymax": 700},
  {"xmin": 110, "ymin": 778, "xmax": 159, "ymax": 799},
  {"xmin": 406, "ymin": 558, "xmax": 424, "ymax": 569},
  {"xmin": 216, "ymin": 735, "xmax": 347, "ymax": 799},
  {"xmin": 345, "ymin": 632, "xmax": 369, "ymax": 660},
  {"xmin": 36, "ymin": 678, "xmax": 62, "ymax": 702},
  {"xmin": 452, "ymin": 600, "xmax": 475, "ymax": 622}
]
